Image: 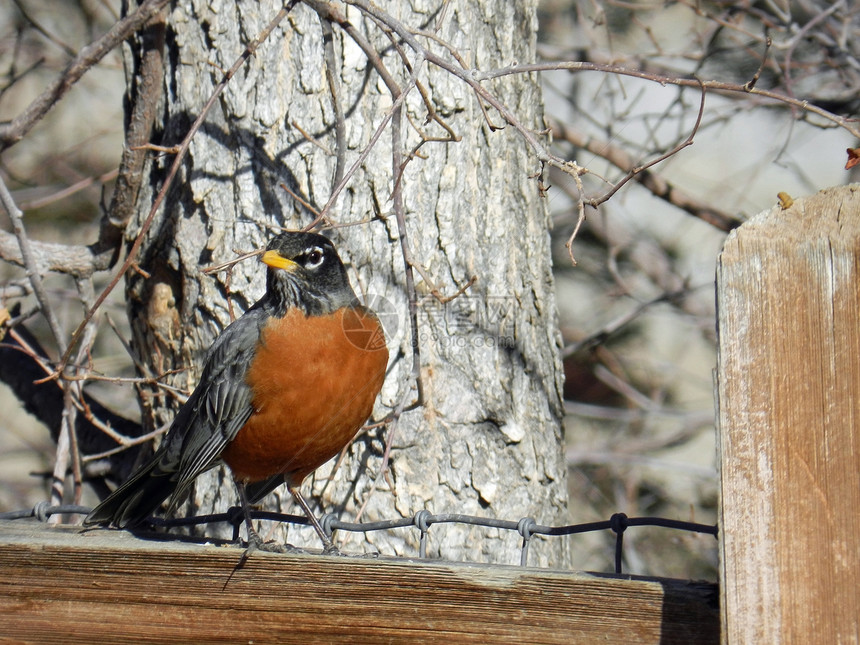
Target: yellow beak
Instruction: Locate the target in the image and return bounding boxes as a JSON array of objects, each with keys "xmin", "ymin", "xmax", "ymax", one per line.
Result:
[{"xmin": 261, "ymin": 250, "xmax": 299, "ymax": 272}]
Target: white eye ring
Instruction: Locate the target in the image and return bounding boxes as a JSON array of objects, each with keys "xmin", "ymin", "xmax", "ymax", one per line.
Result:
[{"xmin": 304, "ymin": 246, "xmax": 325, "ymax": 269}]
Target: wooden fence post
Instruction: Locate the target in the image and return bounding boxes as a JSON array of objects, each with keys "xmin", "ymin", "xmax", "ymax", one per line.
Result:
[{"xmin": 716, "ymin": 184, "xmax": 860, "ymax": 643}]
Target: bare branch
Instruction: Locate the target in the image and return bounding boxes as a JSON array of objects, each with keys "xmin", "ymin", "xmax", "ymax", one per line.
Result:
[
  {"xmin": 18, "ymin": 169, "xmax": 119, "ymax": 212},
  {"xmin": 0, "ymin": 229, "xmax": 106, "ymax": 277},
  {"xmin": 473, "ymin": 61, "xmax": 860, "ymax": 139},
  {"xmin": 0, "ymin": 175, "xmax": 66, "ymax": 353},
  {"xmin": 10, "ymin": 0, "xmax": 78, "ymax": 57},
  {"xmin": 99, "ymin": 6, "xmax": 167, "ymax": 259},
  {"xmin": 319, "ymin": 18, "xmax": 347, "ymax": 192},
  {"xmin": 588, "ymin": 81, "xmax": 707, "ymax": 209},
  {"xmin": 0, "ymin": 0, "xmax": 171, "ymax": 151},
  {"xmin": 345, "ymin": 0, "xmax": 584, "ymax": 179},
  {"xmin": 49, "ymin": 1, "xmax": 300, "ymax": 380},
  {"xmin": 548, "ymin": 117, "xmax": 741, "ymax": 232}
]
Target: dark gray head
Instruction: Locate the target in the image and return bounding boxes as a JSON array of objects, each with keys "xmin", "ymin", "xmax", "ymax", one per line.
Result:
[{"xmin": 261, "ymin": 232, "xmax": 358, "ymax": 316}]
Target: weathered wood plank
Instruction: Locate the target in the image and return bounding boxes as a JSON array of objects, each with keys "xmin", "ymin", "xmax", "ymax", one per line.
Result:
[
  {"xmin": 716, "ymin": 184, "xmax": 860, "ymax": 644},
  {"xmin": 0, "ymin": 520, "xmax": 717, "ymax": 644}
]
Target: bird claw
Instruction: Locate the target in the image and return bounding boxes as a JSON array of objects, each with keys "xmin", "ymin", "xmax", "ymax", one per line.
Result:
[
  {"xmin": 319, "ymin": 545, "xmax": 381, "ymax": 558},
  {"xmin": 242, "ymin": 535, "xmax": 306, "ymax": 555},
  {"xmin": 322, "ymin": 544, "xmax": 341, "ymax": 556}
]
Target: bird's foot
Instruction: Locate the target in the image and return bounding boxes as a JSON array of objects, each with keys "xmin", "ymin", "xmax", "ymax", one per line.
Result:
[
  {"xmin": 352, "ymin": 550, "xmax": 380, "ymax": 559},
  {"xmin": 322, "ymin": 543, "xmax": 341, "ymax": 556},
  {"xmin": 318, "ymin": 544, "xmax": 380, "ymax": 558},
  {"xmin": 242, "ymin": 533, "xmax": 306, "ymax": 555}
]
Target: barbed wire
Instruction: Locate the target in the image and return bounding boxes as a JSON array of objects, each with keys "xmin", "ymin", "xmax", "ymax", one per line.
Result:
[{"xmin": 0, "ymin": 502, "xmax": 717, "ymax": 574}]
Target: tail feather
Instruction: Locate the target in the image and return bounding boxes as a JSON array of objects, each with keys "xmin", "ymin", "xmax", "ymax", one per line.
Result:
[{"xmin": 84, "ymin": 456, "xmax": 178, "ymax": 528}]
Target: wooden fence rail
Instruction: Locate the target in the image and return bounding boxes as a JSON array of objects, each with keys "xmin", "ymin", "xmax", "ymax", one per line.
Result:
[{"xmin": 0, "ymin": 520, "xmax": 718, "ymax": 644}]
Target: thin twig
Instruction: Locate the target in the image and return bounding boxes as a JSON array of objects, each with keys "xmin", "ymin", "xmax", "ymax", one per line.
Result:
[
  {"xmin": 472, "ymin": 60, "xmax": 860, "ymax": 139},
  {"xmin": 46, "ymin": 1, "xmax": 300, "ymax": 381},
  {"xmin": 65, "ymin": 276, "xmax": 102, "ymax": 506},
  {"xmin": 0, "ymin": 0, "xmax": 171, "ymax": 150},
  {"xmin": 547, "ymin": 117, "xmax": 741, "ymax": 232},
  {"xmin": 589, "ymin": 80, "xmax": 707, "ymax": 208},
  {"xmin": 82, "ymin": 424, "xmax": 170, "ymax": 461},
  {"xmin": 744, "ymin": 35, "xmax": 772, "ymax": 92},
  {"xmin": 11, "ymin": 0, "xmax": 78, "ymax": 57},
  {"xmin": 304, "ymin": 0, "xmax": 407, "ymax": 227},
  {"xmin": 561, "ymin": 289, "xmax": 692, "ymax": 358},
  {"xmin": 320, "ymin": 18, "xmax": 346, "ymax": 190},
  {"xmin": 345, "ymin": 0, "xmax": 579, "ymax": 179},
  {"xmin": 0, "ymin": 175, "xmax": 66, "ymax": 353},
  {"xmin": 19, "ymin": 168, "xmax": 119, "ymax": 211},
  {"xmin": 279, "ymin": 182, "xmax": 320, "ymax": 218},
  {"xmin": 201, "ymin": 249, "xmax": 265, "ymax": 275}
]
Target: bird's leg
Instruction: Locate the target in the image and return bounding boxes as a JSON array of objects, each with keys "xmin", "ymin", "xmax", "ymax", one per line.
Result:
[
  {"xmin": 235, "ymin": 480, "xmax": 266, "ymax": 550},
  {"xmin": 288, "ymin": 483, "xmax": 339, "ymax": 555}
]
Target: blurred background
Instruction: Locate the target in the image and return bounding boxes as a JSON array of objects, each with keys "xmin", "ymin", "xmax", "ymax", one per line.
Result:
[{"xmin": 1, "ymin": 0, "xmax": 857, "ymax": 579}]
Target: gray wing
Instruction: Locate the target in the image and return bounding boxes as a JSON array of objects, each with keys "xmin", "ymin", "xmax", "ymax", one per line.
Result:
[{"xmin": 158, "ymin": 307, "xmax": 268, "ymax": 495}]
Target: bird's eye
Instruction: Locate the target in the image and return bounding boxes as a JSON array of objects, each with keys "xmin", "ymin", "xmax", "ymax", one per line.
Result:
[{"xmin": 304, "ymin": 247, "xmax": 325, "ymax": 269}]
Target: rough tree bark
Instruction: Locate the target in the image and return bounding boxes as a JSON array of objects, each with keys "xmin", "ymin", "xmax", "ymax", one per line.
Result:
[{"xmin": 125, "ymin": 0, "xmax": 569, "ymax": 566}]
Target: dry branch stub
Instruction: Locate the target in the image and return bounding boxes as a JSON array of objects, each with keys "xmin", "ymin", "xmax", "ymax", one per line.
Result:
[{"xmin": 716, "ymin": 184, "xmax": 860, "ymax": 643}]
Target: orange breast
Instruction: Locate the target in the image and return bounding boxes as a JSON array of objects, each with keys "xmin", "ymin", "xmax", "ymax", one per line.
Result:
[{"xmin": 221, "ymin": 306, "xmax": 388, "ymax": 485}]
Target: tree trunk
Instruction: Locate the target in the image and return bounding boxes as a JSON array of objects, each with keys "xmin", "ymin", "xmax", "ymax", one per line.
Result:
[{"xmin": 126, "ymin": 0, "xmax": 569, "ymax": 566}]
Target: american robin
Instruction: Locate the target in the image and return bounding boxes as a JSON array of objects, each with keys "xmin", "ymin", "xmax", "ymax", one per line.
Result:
[{"xmin": 85, "ymin": 231, "xmax": 389, "ymax": 552}]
